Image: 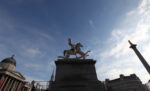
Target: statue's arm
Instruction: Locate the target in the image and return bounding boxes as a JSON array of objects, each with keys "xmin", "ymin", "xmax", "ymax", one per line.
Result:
[{"xmin": 68, "ymin": 38, "xmax": 74, "ymax": 47}]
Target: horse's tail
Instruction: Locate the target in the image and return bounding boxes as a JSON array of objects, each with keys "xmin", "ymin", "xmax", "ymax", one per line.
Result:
[
  {"xmin": 64, "ymin": 50, "xmax": 66, "ymax": 56},
  {"xmin": 85, "ymin": 50, "xmax": 91, "ymax": 54},
  {"xmin": 58, "ymin": 56, "xmax": 65, "ymax": 58}
]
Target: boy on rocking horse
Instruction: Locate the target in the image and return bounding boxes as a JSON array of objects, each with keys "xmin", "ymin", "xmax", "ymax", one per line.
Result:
[{"xmin": 58, "ymin": 38, "xmax": 90, "ymax": 59}]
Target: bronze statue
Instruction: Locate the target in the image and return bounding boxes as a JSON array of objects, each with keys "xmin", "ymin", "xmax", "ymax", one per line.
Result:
[{"xmin": 58, "ymin": 38, "xmax": 90, "ymax": 59}]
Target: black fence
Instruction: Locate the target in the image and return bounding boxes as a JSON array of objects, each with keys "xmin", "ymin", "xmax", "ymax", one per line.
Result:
[{"xmin": 32, "ymin": 81, "xmax": 49, "ymax": 91}]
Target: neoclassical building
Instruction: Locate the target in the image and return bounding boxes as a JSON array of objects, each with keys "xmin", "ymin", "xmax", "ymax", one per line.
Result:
[
  {"xmin": 105, "ymin": 74, "xmax": 148, "ymax": 91},
  {"xmin": 0, "ymin": 56, "xmax": 32, "ymax": 91}
]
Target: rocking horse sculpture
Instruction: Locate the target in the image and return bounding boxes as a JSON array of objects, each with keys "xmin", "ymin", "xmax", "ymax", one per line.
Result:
[{"xmin": 58, "ymin": 38, "xmax": 90, "ymax": 59}]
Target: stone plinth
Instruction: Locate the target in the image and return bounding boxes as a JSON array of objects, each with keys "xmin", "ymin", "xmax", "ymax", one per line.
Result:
[{"xmin": 49, "ymin": 59, "xmax": 105, "ymax": 91}]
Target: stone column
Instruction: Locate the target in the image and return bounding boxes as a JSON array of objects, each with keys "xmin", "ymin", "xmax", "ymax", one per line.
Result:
[
  {"xmin": 14, "ymin": 81, "xmax": 19, "ymax": 91},
  {"xmin": 0, "ymin": 75, "xmax": 5, "ymax": 89},
  {"xmin": 11, "ymin": 80, "xmax": 17, "ymax": 91},
  {"xmin": 17, "ymin": 82, "xmax": 22, "ymax": 91},
  {"xmin": 129, "ymin": 40, "xmax": 150, "ymax": 74},
  {"xmin": 8, "ymin": 79, "xmax": 15, "ymax": 90},
  {"xmin": 3, "ymin": 77, "xmax": 11, "ymax": 91},
  {"xmin": 0, "ymin": 75, "xmax": 8, "ymax": 90},
  {"xmin": 22, "ymin": 87, "xmax": 24, "ymax": 91},
  {"xmin": 23, "ymin": 87, "xmax": 27, "ymax": 91}
]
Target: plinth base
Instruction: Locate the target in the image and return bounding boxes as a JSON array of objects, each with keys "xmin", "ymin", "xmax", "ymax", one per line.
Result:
[
  {"xmin": 50, "ymin": 81, "xmax": 105, "ymax": 91},
  {"xmin": 49, "ymin": 59, "xmax": 105, "ymax": 91}
]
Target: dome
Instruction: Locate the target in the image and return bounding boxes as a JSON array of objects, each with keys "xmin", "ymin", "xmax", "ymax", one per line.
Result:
[{"xmin": 1, "ymin": 55, "xmax": 16, "ymax": 66}]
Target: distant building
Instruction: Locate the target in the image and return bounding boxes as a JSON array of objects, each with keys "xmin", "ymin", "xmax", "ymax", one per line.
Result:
[
  {"xmin": 105, "ymin": 74, "xmax": 147, "ymax": 91},
  {"xmin": 0, "ymin": 56, "xmax": 32, "ymax": 91}
]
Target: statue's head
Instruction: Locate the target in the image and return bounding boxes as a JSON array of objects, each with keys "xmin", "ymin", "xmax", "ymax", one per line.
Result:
[
  {"xmin": 76, "ymin": 42, "xmax": 83, "ymax": 47},
  {"xmin": 68, "ymin": 38, "xmax": 72, "ymax": 41}
]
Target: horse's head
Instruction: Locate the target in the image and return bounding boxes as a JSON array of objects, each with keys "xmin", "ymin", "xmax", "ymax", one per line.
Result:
[{"xmin": 76, "ymin": 42, "xmax": 83, "ymax": 47}]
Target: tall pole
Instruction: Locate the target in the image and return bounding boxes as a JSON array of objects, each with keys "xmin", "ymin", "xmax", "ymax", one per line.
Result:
[{"xmin": 128, "ymin": 40, "xmax": 150, "ymax": 74}]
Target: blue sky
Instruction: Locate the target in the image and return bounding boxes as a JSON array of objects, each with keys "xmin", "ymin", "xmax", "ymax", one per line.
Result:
[{"xmin": 1, "ymin": 0, "xmax": 150, "ymax": 83}]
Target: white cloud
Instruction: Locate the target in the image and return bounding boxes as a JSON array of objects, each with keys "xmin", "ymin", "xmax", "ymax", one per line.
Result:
[
  {"xmin": 138, "ymin": 0, "xmax": 150, "ymax": 14},
  {"xmin": 26, "ymin": 48, "xmax": 41, "ymax": 57},
  {"xmin": 89, "ymin": 20, "xmax": 96, "ymax": 30},
  {"xmin": 24, "ymin": 63, "xmax": 43, "ymax": 71},
  {"xmin": 25, "ymin": 75, "xmax": 42, "ymax": 82},
  {"xmin": 97, "ymin": 0, "xmax": 150, "ymax": 83}
]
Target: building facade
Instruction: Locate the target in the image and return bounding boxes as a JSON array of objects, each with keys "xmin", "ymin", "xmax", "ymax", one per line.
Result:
[
  {"xmin": 0, "ymin": 56, "xmax": 32, "ymax": 91},
  {"xmin": 105, "ymin": 74, "xmax": 147, "ymax": 91}
]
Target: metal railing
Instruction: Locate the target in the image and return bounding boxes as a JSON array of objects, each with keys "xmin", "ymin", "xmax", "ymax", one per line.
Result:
[{"xmin": 32, "ymin": 81, "xmax": 50, "ymax": 91}]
